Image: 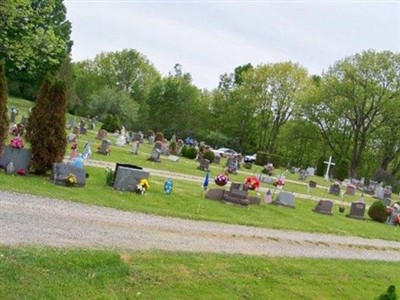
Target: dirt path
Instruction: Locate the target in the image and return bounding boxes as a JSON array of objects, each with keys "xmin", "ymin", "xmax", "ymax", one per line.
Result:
[{"xmin": 1, "ymin": 190, "xmax": 400, "ymax": 261}]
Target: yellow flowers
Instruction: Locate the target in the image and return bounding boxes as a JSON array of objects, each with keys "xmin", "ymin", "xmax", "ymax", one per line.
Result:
[{"xmin": 65, "ymin": 173, "xmax": 77, "ymax": 186}]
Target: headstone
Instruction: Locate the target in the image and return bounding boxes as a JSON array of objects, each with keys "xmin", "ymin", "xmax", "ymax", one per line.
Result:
[
  {"xmin": 384, "ymin": 185, "xmax": 392, "ymax": 199},
  {"xmin": 345, "ymin": 184, "xmax": 357, "ymax": 196},
  {"xmin": 115, "ymin": 134, "xmax": 126, "ymax": 147},
  {"xmin": 131, "ymin": 141, "xmax": 140, "ymax": 155},
  {"xmin": 149, "ymin": 148, "xmax": 161, "ymax": 162},
  {"xmin": 50, "ymin": 163, "xmax": 86, "ymax": 187},
  {"xmin": 259, "ymin": 175, "xmax": 274, "ymax": 184},
  {"xmin": 222, "ymin": 183, "xmax": 249, "ymax": 206},
  {"xmin": 67, "ymin": 133, "xmax": 77, "ymax": 143},
  {"xmin": 309, "ymin": 180, "xmax": 317, "ymax": 188},
  {"xmin": 80, "ymin": 127, "xmax": 87, "ymax": 135},
  {"xmin": 273, "ymin": 192, "xmax": 295, "ymax": 208},
  {"xmin": 168, "ymin": 155, "xmax": 180, "ymax": 162},
  {"xmin": 312, "ymin": 200, "xmax": 333, "ymax": 215},
  {"xmin": 329, "ymin": 182, "xmax": 341, "ymax": 196},
  {"xmin": 205, "ymin": 188, "xmax": 225, "ymax": 201},
  {"xmin": 374, "ymin": 183, "xmax": 385, "ymax": 200},
  {"xmin": 72, "ymin": 126, "xmax": 80, "ymax": 135},
  {"xmin": 113, "ymin": 163, "xmax": 150, "ymax": 192},
  {"xmin": 160, "ymin": 144, "xmax": 169, "ymax": 155},
  {"xmin": 148, "ymin": 135, "xmax": 155, "ymax": 144},
  {"xmin": 10, "ymin": 107, "xmax": 18, "ymax": 123},
  {"xmin": 97, "ymin": 139, "xmax": 111, "ymax": 155},
  {"xmin": 381, "ymin": 198, "xmax": 391, "ymax": 207},
  {"xmin": 226, "ymin": 156, "xmax": 238, "ymax": 174},
  {"xmin": 20, "ymin": 116, "xmax": 28, "ymax": 126},
  {"xmin": 342, "ymin": 179, "xmax": 351, "ymax": 188},
  {"xmin": 197, "ymin": 158, "xmax": 210, "ymax": 171},
  {"xmin": 213, "ymin": 155, "xmax": 221, "ymax": 164},
  {"xmin": 0, "ymin": 146, "xmax": 32, "ymax": 174},
  {"xmin": 87, "ymin": 122, "xmax": 94, "ymax": 130},
  {"xmin": 298, "ymin": 170, "xmax": 308, "ymax": 181},
  {"xmin": 66, "ymin": 119, "xmax": 75, "ymax": 130},
  {"xmin": 347, "ymin": 201, "xmax": 366, "ymax": 220},
  {"xmin": 363, "ymin": 180, "xmax": 378, "ymax": 195},
  {"xmin": 248, "ymin": 196, "xmax": 261, "ymax": 205},
  {"xmin": 306, "ymin": 167, "xmax": 315, "ymax": 176},
  {"xmin": 96, "ymin": 129, "xmax": 108, "ymax": 140}
]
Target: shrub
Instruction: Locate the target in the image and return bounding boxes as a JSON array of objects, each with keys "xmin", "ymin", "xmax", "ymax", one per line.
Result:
[
  {"xmin": 146, "ymin": 130, "xmax": 154, "ymax": 138},
  {"xmin": 185, "ymin": 146, "xmax": 198, "ymax": 159},
  {"xmin": 368, "ymin": 200, "xmax": 388, "ymax": 223},
  {"xmin": 169, "ymin": 140, "xmax": 177, "ymax": 155},
  {"xmin": 26, "ymin": 77, "xmax": 67, "ymax": 174},
  {"xmin": 269, "ymin": 153, "xmax": 282, "ymax": 168},
  {"xmin": 203, "ymin": 149, "xmax": 215, "ymax": 163},
  {"xmin": 155, "ymin": 132, "xmax": 164, "ymax": 142},
  {"xmin": 101, "ymin": 115, "xmax": 121, "ymax": 133},
  {"xmin": 255, "ymin": 151, "xmax": 269, "ymax": 166},
  {"xmin": 377, "ymin": 285, "xmax": 398, "ymax": 300},
  {"xmin": 105, "ymin": 168, "xmax": 115, "ymax": 187},
  {"xmin": 181, "ymin": 145, "xmax": 189, "ymax": 157}
]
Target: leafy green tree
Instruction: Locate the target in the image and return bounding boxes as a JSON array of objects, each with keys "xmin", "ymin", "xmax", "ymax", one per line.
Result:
[
  {"xmin": 88, "ymin": 87, "xmax": 139, "ymax": 130},
  {"xmin": 0, "ymin": 0, "xmax": 72, "ymax": 99},
  {"xmin": 0, "ymin": 60, "xmax": 9, "ymax": 154},
  {"xmin": 25, "ymin": 77, "xmax": 67, "ymax": 174},
  {"xmin": 302, "ymin": 50, "xmax": 400, "ymax": 178}
]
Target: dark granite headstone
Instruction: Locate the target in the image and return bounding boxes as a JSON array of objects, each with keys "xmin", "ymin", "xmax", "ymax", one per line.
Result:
[
  {"xmin": 113, "ymin": 163, "xmax": 149, "ymax": 192},
  {"xmin": 329, "ymin": 183, "xmax": 341, "ymax": 196},
  {"xmin": 97, "ymin": 139, "xmax": 111, "ymax": 155},
  {"xmin": 205, "ymin": 188, "xmax": 225, "ymax": 201},
  {"xmin": 309, "ymin": 181, "xmax": 317, "ymax": 188},
  {"xmin": 346, "ymin": 201, "xmax": 366, "ymax": 220},
  {"xmin": 0, "ymin": 146, "xmax": 32, "ymax": 174},
  {"xmin": 273, "ymin": 192, "xmax": 295, "ymax": 208},
  {"xmin": 96, "ymin": 129, "xmax": 108, "ymax": 140},
  {"xmin": 312, "ymin": 200, "xmax": 333, "ymax": 215},
  {"xmin": 221, "ymin": 182, "xmax": 249, "ymax": 206},
  {"xmin": 50, "ymin": 163, "xmax": 86, "ymax": 187}
]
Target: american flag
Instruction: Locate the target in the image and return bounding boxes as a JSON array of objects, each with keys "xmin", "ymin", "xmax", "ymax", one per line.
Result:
[{"xmin": 264, "ymin": 189, "xmax": 272, "ymax": 204}]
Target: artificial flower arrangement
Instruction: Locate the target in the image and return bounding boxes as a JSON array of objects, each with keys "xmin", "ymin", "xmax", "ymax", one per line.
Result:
[
  {"xmin": 65, "ymin": 173, "xmax": 77, "ymax": 186},
  {"xmin": 214, "ymin": 172, "xmax": 229, "ymax": 186},
  {"xmin": 244, "ymin": 176, "xmax": 260, "ymax": 190},
  {"xmin": 9, "ymin": 136, "xmax": 24, "ymax": 149},
  {"xmin": 136, "ymin": 179, "xmax": 150, "ymax": 195},
  {"xmin": 17, "ymin": 168, "xmax": 26, "ymax": 176},
  {"xmin": 97, "ymin": 144, "xmax": 111, "ymax": 155}
]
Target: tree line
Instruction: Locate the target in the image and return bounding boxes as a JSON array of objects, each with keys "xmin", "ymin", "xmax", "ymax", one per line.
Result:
[{"xmin": 0, "ymin": 0, "xmax": 399, "ymax": 190}]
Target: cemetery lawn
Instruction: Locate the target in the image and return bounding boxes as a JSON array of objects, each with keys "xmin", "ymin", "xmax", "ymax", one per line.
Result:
[
  {"xmin": 0, "ymin": 246, "xmax": 398, "ymax": 299},
  {"xmin": 1, "ymin": 166, "xmax": 398, "ymax": 242}
]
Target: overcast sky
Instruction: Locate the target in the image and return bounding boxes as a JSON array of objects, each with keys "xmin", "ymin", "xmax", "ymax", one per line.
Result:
[{"xmin": 64, "ymin": 0, "xmax": 400, "ymax": 90}]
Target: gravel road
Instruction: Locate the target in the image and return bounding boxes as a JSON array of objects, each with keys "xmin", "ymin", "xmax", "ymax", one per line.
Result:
[{"xmin": 1, "ymin": 190, "xmax": 400, "ymax": 261}]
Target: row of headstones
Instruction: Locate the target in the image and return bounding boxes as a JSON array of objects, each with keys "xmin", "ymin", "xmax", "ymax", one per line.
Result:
[{"xmin": 197, "ymin": 155, "xmax": 239, "ymax": 172}]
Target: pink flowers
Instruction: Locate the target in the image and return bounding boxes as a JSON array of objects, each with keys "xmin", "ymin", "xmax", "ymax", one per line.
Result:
[
  {"xmin": 9, "ymin": 136, "xmax": 24, "ymax": 149},
  {"xmin": 215, "ymin": 173, "xmax": 229, "ymax": 186}
]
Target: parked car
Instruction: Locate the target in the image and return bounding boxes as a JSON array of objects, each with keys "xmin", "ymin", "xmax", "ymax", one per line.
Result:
[
  {"xmin": 212, "ymin": 147, "xmax": 237, "ymax": 158},
  {"xmin": 244, "ymin": 153, "xmax": 257, "ymax": 163}
]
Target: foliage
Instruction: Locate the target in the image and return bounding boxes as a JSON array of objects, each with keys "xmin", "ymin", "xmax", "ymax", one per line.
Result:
[
  {"xmin": 25, "ymin": 77, "xmax": 67, "ymax": 174},
  {"xmin": 180, "ymin": 144, "xmax": 189, "ymax": 157},
  {"xmin": 255, "ymin": 151, "xmax": 269, "ymax": 166},
  {"xmin": 203, "ymin": 149, "xmax": 215, "ymax": 163},
  {"xmin": 105, "ymin": 168, "xmax": 115, "ymax": 187},
  {"xmin": 155, "ymin": 132, "xmax": 164, "ymax": 142},
  {"xmin": 333, "ymin": 159, "xmax": 350, "ymax": 181},
  {"xmin": 169, "ymin": 140, "xmax": 177, "ymax": 154},
  {"xmin": 89, "ymin": 87, "xmax": 138, "ymax": 129},
  {"xmin": 146, "ymin": 130, "xmax": 154, "ymax": 138},
  {"xmin": 0, "ymin": 60, "xmax": 9, "ymax": 155},
  {"xmin": 1, "ymin": 0, "xmax": 72, "ymax": 99},
  {"xmin": 184, "ymin": 146, "xmax": 198, "ymax": 159},
  {"xmin": 268, "ymin": 153, "xmax": 282, "ymax": 169},
  {"xmin": 101, "ymin": 115, "xmax": 121, "ymax": 133},
  {"xmin": 368, "ymin": 200, "xmax": 388, "ymax": 223},
  {"xmin": 377, "ymin": 285, "xmax": 398, "ymax": 300}
]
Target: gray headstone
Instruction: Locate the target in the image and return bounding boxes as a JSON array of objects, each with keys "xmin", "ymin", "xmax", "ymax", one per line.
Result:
[
  {"xmin": 98, "ymin": 139, "xmax": 111, "ymax": 155},
  {"xmin": 0, "ymin": 146, "xmax": 32, "ymax": 174},
  {"xmin": 131, "ymin": 141, "xmax": 139, "ymax": 155},
  {"xmin": 197, "ymin": 158, "xmax": 210, "ymax": 171},
  {"xmin": 306, "ymin": 167, "xmax": 315, "ymax": 176},
  {"xmin": 50, "ymin": 163, "xmax": 86, "ymax": 187},
  {"xmin": 347, "ymin": 201, "xmax": 366, "ymax": 220},
  {"xmin": 96, "ymin": 129, "xmax": 108, "ymax": 140},
  {"xmin": 273, "ymin": 192, "xmax": 295, "ymax": 208},
  {"xmin": 259, "ymin": 175, "xmax": 274, "ymax": 184},
  {"xmin": 149, "ymin": 148, "xmax": 161, "ymax": 162},
  {"xmin": 160, "ymin": 144, "xmax": 169, "ymax": 155},
  {"xmin": 313, "ymin": 200, "xmax": 333, "ymax": 215},
  {"xmin": 113, "ymin": 164, "xmax": 149, "ymax": 192},
  {"xmin": 329, "ymin": 183, "xmax": 341, "ymax": 196},
  {"xmin": 205, "ymin": 188, "xmax": 225, "ymax": 201},
  {"xmin": 148, "ymin": 135, "xmax": 155, "ymax": 144},
  {"xmin": 168, "ymin": 155, "xmax": 180, "ymax": 162},
  {"xmin": 213, "ymin": 155, "xmax": 221, "ymax": 164}
]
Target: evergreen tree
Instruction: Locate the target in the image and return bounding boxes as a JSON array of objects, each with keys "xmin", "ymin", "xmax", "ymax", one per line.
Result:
[
  {"xmin": 0, "ymin": 60, "xmax": 9, "ymax": 155},
  {"xmin": 26, "ymin": 77, "xmax": 67, "ymax": 174}
]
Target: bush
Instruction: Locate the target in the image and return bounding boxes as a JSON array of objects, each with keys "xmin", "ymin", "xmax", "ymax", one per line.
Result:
[
  {"xmin": 169, "ymin": 140, "xmax": 177, "ymax": 155},
  {"xmin": 101, "ymin": 115, "xmax": 121, "ymax": 133},
  {"xmin": 255, "ymin": 151, "xmax": 269, "ymax": 166},
  {"xmin": 105, "ymin": 168, "xmax": 115, "ymax": 187},
  {"xmin": 0, "ymin": 60, "xmax": 9, "ymax": 155},
  {"xmin": 146, "ymin": 130, "xmax": 154, "ymax": 138},
  {"xmin": 203, "ymin": 149, "xmax": 215, "ymax": 163},
  {"xmin": 269, "ymin": 153, "xmax": 282, "ymax": 168},
  {"xmin": 155, "ymin": 132, "xmax": 164, "ymax": 142},
  {"xmin": 181, "ymin": 145, "xmax": 189, "ymax": 157},
  {"xmin": 185, "ymin": 146, "xmax": 198, "ymax": 159},
  {"xmin": 377, "ymin": 285, "xmax": 398, "ymax": 300},
  {"xmin": 368, "ymin": 200, "xmax": 388, "ymax": 223}
]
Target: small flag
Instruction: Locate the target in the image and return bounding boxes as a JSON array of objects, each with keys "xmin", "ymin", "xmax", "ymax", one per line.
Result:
[
  {"xmin": 202, "ymin": 171, "xmax": 210, "ymax": 191},
  {"xmin": 264, "ymin": 189, "xmax": 272, "ymax": 204}
]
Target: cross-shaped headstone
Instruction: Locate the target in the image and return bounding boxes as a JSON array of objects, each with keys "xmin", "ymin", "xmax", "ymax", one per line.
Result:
[{"xmin": 324, "ymin": 156, "xmax": 335, "ymax": 181}]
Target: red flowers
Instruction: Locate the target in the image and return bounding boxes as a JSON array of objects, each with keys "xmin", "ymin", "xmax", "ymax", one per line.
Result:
[
  {"xmin": 9, "ymin": 136, "xmax": 24, "ymax": 149},
  {"xmin": 245, "ymin": 176, "xmax": 260, "ymax": 190}
]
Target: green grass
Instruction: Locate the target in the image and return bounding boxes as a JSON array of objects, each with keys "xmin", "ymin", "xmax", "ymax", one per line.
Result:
[
  {"xmin": 0, "ymin": 247, "xmax": 398, "ymax": 299},
  {"xmin": 1, "ymin": 166, "xmax": 399, "ymax": 241}
]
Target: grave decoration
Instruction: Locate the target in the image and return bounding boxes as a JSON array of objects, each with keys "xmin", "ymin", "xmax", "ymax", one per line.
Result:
[
  {"xmin": 273, "ymin": 176, "xmax": 285, "ymax": 190},
  {"xmin": 214, "ymin": 172, "xmax": 229, "ymax": 186},
  {"xmin": 136, "ymin": 179, "xmax": 150, "ymax": 195},
  {"xmin": 386, "ymin": 203, "xmax": 400, "ymax": 226},
  {"xmin": 164, "ymin": 178, "xmax": 173, "ymax": 194},
  {"xmin": 65, "ymin": 173, "xmax": 77, "ymax": 187},
  {"xmin": 244, "ymin": 176, "xmax": 260, "ymax": 190},
  {"xmin": 9, "ymin": 136, "xmax": 24, "ymax": 149}
]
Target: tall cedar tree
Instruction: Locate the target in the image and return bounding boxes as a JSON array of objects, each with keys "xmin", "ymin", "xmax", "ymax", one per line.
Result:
[
  {"xmin": 26, "ymin": 78, "xmax": 67, "ymax": 174},
  {"xmin": 0, "ymin": 60, "xmax": 9, "ymax": 155}
]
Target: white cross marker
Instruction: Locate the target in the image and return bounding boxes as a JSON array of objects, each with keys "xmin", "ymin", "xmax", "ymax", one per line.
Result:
[{"xmin": 324, "ymin": 156, "xmax": 335, "ymax": 181}]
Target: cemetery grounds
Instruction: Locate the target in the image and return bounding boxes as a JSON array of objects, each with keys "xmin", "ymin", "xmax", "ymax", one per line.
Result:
[{"xmin": 0, "ymin": 97, "xmax": 399, "ymax": 299}]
